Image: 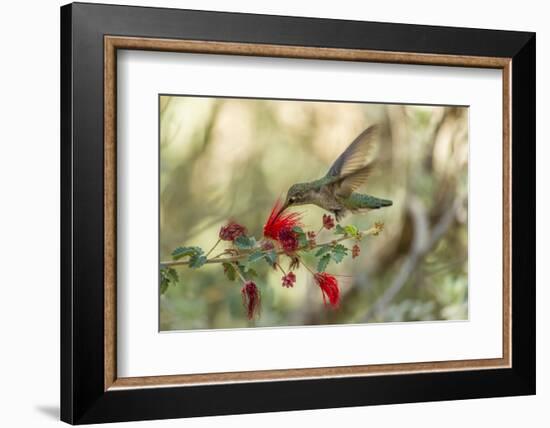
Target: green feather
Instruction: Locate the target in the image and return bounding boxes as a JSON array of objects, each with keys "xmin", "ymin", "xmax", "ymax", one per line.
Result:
[{"xmin": 342, "ymin": 193, "xmax": 393, "ymax": 210}]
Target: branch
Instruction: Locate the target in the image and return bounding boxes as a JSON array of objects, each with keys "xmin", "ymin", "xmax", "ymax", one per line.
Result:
[
  {"xmin": 362, "ymin": 197, "xmax": 459, "ymax": 322},
  {"xmin": 160, "ymin": 224, "xmax": 383, "ymax": 268}
]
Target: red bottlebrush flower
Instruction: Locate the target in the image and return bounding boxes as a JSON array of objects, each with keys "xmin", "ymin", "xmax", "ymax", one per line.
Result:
[
  {"xmin": 263, "ymin": 198, "xmax": 302, "ymax": 240},
  {"xmin": 314, "ymin": 272, "xmax": 340, "ymax": 308},
  {"xmin": 322, "ymin": 214, "xmax": 335, "ymax": 230},
  {"xmin": 278, "ymin": 228, "xmax": 299, "ymax": 253},
  {"xmin": 241, "ymin": 281, "xmax": 261, "ymax": 320},
  {"xmin": 352, "ymin": 244, "xmax": 360, "ymax": 259},
  {"xmin": 219, "ymin": 221, "xmax": 247, "ymax": 241},
  {"xmin": 282, "ymin": 272, "xmax": 296, "ymax": 288}
]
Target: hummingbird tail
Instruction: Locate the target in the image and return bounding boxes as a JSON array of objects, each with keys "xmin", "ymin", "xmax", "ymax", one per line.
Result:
[
  {"xmin": 376, "ymin": 198, "xmax": 393, "ymax": 208},
  {"xmin": 347, "ymin": 193, "xmax": 393, "ymax": 211},
  {"xmin": 367, "ymin": 197, "xmax": 392, "ymax": 209}
]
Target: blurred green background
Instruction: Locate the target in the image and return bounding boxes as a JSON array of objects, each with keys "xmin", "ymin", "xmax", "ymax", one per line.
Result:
[{"xmin": 159, "ymin": 95, "xmax": 468, "ymax": 331}]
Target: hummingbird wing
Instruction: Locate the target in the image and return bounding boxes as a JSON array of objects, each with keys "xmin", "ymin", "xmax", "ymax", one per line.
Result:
[
  {"xmin": 325, "ymin": 125, "xmax": 378, "ymax": 197},
  {"xmin": 326, "ymin": 125, "xmax": 378, "ymax": 178},
  {"xmin": 331, "ymin": 163, "xmax": 377, "ymax": 197}
]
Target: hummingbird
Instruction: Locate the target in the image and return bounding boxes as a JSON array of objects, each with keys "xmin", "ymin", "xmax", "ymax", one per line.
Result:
[{"xmin": 279, "ymin": 125, "xmax": 392, "ymax": 221}]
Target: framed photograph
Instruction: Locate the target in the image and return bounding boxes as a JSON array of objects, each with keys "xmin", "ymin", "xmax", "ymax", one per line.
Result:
[{"xmin": 60, "ymin": 2, "xmax": 535, "ymax": 424}]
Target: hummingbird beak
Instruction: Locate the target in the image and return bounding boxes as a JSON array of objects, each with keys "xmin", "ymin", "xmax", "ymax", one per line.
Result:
[{"xmin": 277, "ymin": 201, "xmax": 290, "ymax": 218}]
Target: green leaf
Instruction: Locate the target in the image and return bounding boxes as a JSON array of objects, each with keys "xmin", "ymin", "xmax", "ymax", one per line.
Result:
[
  {"xmin": 238, "ymin": 263, "xmax": 256, "ymax": 277},
  {"xmin": 236, "ymin": 262, "xmax": 248, "ymax": 275},
  {"xmin": 165, "ymin": 267, "xmax": 179, "ymax": 283},
  {"xmin": 334, "ymin": 224, "xmax": 346, "ymax": 235},
  {"xmin": 222, "ymin": 262, "xmax": 237, "ymax": 281},
  {"xmin": 189, "ymin": 254, "xmax": 207, "ymax": 269},
  {"xmin": 171, "ymin": 246, "xmax": 202, "ymax": 260},
  {"xmin": 160, "ymin": 267, "xmax": 179, "ymax": 294},
  {"xmin": 344, "ymin": 225, "xmax": 360, "ymax": 238},
  {"xmin": 234, "ymin": 235, "xmax": 255, "ymax": 249},
  {"xmin": 315, "ymin": 245, "xmax": 332, "ymax": 257},
  {"xmin": 236, "ymin": 261, "xmax": 258, "ymax": 278},
  {"xmin": 317, "ymin": 254, "xmax": 331, "ymax": 272},
  {"xmin": 242, "ymin": 250, "xmax": 268, "ymax": 272},
  {"xmin": 292, "ymin": 226, "xmax": 308, "ymax": 247},
  {"xmin": 331, "ymin": 244, "xmax": 349, "ymax": 263},
  {"xmin": 248, "ymin": 250, "xmax": 266, "ymax": 264},
  {"xmin": 264, "ymin": 249, "xmax": 277, "ymax": 267}
]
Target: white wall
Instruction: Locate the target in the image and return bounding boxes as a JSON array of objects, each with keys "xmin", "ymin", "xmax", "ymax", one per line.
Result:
[{"xmin": 0, "ymin": 0, "xmax": 545, "ymax": 426}]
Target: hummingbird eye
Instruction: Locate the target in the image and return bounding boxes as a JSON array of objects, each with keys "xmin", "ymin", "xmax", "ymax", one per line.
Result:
[{"xmin": 289, "ymin": 197, "xmax": 296, "ymax": 204}]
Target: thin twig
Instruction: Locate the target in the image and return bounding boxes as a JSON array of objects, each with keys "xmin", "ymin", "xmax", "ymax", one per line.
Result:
[
  {"xmin": 205, "ymin": 238, "xmax": 221, "ymax": 258},
  {"xmin": 299, "ymin": 257, "xmax": 317, "ymax": 276},
  {"xmin": 233, "ymin": 262, "xmax": 247, "ymax": 283},
  {"xmin": 276, "ymin": 263, "xmax": 287, "ymax": 276}
]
